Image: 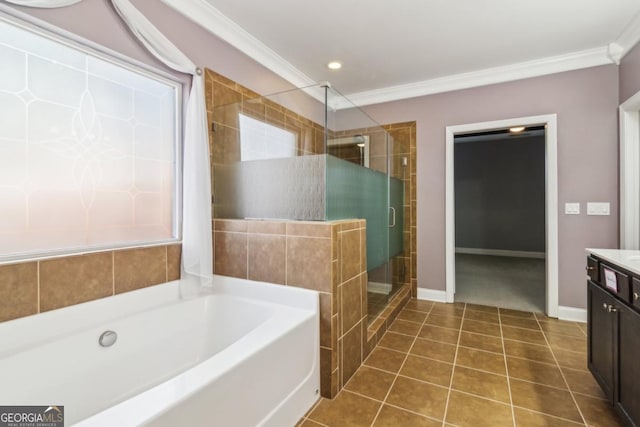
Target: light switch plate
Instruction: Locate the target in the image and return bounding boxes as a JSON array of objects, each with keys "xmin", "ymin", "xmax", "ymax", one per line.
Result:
[
  {"xmin": 587, "ymin": 202, "xmax": 610, "ymax": 216},
  {"xmin": 565, "ymin": 203, "xmax": 580, "ymax": 215}
]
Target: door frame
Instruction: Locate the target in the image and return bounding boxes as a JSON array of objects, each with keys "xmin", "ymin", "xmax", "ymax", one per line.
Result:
[
  {"xmin": 445, "ymin": 114, "xmax": 558, "ymax": 317},
  {"xmin": 619, "ymin": 90, "xmax": 640, "ymax": 249}
]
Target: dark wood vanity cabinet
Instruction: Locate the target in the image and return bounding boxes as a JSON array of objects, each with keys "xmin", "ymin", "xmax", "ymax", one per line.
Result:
[
  {"xmin": 587, "ymin": 255, "xmax": 640, "ymax": 427},
  {"xmin": 617, "ymin": 303, "xmax": 640, "ymax": 425},
  {"xmin": 587, "ymin": 281, "xmax": 615, "ymax": 400}
]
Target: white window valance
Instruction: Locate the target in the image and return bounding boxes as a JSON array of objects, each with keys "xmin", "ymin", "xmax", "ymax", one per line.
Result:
[{"xmin": 6, "ymin": 0, "xmax": 83, "ymax": 7}]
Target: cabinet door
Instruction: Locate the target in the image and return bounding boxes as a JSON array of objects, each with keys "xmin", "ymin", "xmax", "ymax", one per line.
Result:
[
  {"xmin": 616, "ymin": 303, "xmax": 640, "ymax": 426},
  {"xmin": 588, "ymin": 281, "xmax": 616, "ymax": 400}
]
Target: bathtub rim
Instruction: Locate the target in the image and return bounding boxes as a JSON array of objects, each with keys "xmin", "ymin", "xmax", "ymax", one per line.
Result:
[{"xmin": 0, "ymin": 275, "xmax": 318, "ymax": 359}]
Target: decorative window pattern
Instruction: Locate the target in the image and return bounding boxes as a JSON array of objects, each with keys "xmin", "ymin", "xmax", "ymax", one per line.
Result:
[
  {"xmin": 0, "ymin": 17, "xmax": 179, "ymax": 260},
  {"xmin": 239, "ymin": 113, "xmax": 296, "ymax": 161}
]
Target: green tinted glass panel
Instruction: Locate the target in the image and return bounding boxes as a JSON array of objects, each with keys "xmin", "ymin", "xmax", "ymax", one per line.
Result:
[{"xmin": 326, "ymin": 155, "xmax": 389, "ymax": 271}]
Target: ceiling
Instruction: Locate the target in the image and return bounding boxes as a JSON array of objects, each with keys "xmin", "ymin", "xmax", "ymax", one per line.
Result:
[{"xmin": 163, "ymin": 0, "xmax": 640, "ymax": 105}]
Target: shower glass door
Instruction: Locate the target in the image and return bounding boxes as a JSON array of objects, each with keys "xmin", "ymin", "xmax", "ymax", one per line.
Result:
[{"xmin": 325, "ymin": 87, "xmax": 404, "ymax": 324}]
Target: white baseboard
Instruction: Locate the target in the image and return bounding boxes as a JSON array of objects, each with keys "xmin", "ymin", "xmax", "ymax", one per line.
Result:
[
  {"xmin": 368, "ymin": 281, "xmax": 392, "ymax": 294},
  {"xmin": 455, "ymin": 247, "xmax": 546, "ymax": 259},
  {"xmin": 558, "ymin": 306, "xmax": 587, "ymax": 323},
  {"xmin": 417, "ymin": 288, "xmax": 447, "ymax": 303}
]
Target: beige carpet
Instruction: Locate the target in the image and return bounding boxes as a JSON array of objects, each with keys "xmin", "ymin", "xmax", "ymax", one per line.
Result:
[{"xmin": 454, "ymin": 253, "xmax": 546, "ymax": 313}]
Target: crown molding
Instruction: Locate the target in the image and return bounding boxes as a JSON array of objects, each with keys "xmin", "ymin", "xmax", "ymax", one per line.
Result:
[
  {"xmin": 164, "ymin": 0, "xmax": 617, "ymax": 108},
  {"xmin": 609, "ymin": 10, "xmax": 640, "ymax": 64},
  {"xmin": 341, "ymin": 47, "xmax": 613, "ymax": 107},
  {"xmin": 160, "ymin": 0, "xmax": 316, "ymax": 89}
]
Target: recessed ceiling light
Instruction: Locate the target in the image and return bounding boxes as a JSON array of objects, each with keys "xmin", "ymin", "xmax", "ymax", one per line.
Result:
[
  {"xmin": 509, "ymin": 126, "xmax": 525, "ymax": 133},
  {"xmin": 327, "ymin": 61, "xmax": 342, "ymax": 70}
]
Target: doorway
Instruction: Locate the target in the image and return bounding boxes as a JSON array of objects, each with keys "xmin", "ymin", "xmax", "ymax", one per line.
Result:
[
  {"xmin": 619, "ymin": 89, "xmax": 640, "ymax": 249},
  {"xmin": 445, "ymin": 115, "xmax": 559, "ymax": 317},
  {"xmin": 453, "ymin": 127, "xmax": 545, "ymax": 312}
]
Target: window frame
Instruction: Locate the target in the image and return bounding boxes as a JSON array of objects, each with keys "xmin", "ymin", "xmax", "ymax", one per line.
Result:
[
  {"xmin": 0, "ymin": 7, "xmax": 184, "ymax": 264},
  {"xmin": 238, "ymin": 112, "xmax": 298, "ymax": 162}
]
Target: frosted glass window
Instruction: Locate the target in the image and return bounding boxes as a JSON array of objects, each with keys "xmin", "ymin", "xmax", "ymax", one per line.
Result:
[
  {"xmin": 0, "ymin": 18, "xmax": 179, "ymax": 260},
  {"xmin": 239, "ymin": 113, "xmax": 296, "ymax": 161}
]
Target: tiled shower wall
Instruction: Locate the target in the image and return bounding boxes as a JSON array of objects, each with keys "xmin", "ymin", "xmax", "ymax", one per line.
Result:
[
  {"xmin": 0, "ymin": 244, "xmax": 181, "ymax": 323},
  {"xmin": 205, "ymin": 69, "xmax": 326, "ymax": 218},
  {"xmin": 334, "ymin": 122, "xmax": 418, "ymax": 297},
  {"xmin": 205, "ymin": 70, "xmax": 416, "ymax": 397},
  {"xmin": 386, "ymin": 122, "xmax": 418, "ymax": 298},
  {"xmin": 204, "ymin": 69, "xmax": 417, "ymax": 297}
]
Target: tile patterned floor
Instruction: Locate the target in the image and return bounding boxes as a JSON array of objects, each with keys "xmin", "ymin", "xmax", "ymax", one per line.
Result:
[{"xmin": 297, "ymin": 299, "xmax": 625, "ymax": 427}]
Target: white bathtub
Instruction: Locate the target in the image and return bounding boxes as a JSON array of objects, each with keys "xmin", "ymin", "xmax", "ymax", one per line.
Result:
[{"xmin": 0, "ymin": 275, "xmax": 320, "ymax": 426}]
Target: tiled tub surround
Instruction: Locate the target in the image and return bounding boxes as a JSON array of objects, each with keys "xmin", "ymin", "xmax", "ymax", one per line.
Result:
[
  {"xmin": 0, "ymin": 244, "xmax": 181, "ymax": 322},
  {"xmin": 213, "ymin": 218, "xmax": 410, "ymax": 398},
  {"xmin": 299, "ymin": 300, "xmax": 624, "ymax": 427}
]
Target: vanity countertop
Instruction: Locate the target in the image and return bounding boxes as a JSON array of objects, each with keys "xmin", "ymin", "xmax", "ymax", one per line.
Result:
[{"xmin": 586, "ymin": 248, "xmax": 640, "ymax": 276}]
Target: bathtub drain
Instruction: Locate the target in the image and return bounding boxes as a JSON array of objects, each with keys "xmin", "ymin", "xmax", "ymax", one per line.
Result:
[{"xmin": 99, "ymin": 330, "xmax": 117, "ymax": 347}]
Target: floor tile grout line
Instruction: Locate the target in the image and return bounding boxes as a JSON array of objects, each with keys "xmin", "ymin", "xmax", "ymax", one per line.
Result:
[
  {"xmin": 336, "ymin": 389, "xmax": 382, "ymax": 404},
  {"xmin": 571, "ymin": 390, "xmax": 609, "ymax": 402},
  {"xmin": 456, "ymin": 342, "xmax": 506, "ymax": 356},
  {"xmin": 303, "ymin": 416, "xmax": 330, "ymax": 427},
  {"xmin": 340, "ymin": 392, "xmax": 440, "ymax": 425},
  {"xmin": 498, "ymin": 308, "xmax": 517, "ymax": 427},
  {"xmin": 303, "ymin": 397, "xmax": 328, "ymax": 426},
  {"xmin": 451, "ymin": 322, "xmax": 586, "ymax": 342},
  {"xmin": 305, "ymin": 417, "xmax": 330, "ymax": 427},
  {"xmin": 382, "ymin": 401, "xmax": 446, "ymax": 424},
  {"xmin": 341, "ymin": 388, "xmax": 444, "ymax": 424},
  {"xmin": 539, "ymin": 327, "xmax": 587, "ymax": 338},
  {"xmin": 371, "ymin": 348, "xmax": 595, "ymax": 395},
  {"xmin": 369, "ymin": 302, "xmax": 435, "ymax": 427},
  {"xmin": 533, "ymin": 312, "xmax": 589, "ymax": 426},
  {"xmin": 394, "ymin": 373, "xmax": 456, "ymax": 391},
  {"xmin": 441, "ymin": 303, "xmax": 466, "ymax": 427},
  {"xmin": 510, "ymin": 404, "xmax": 588, "ymax": 425},
  {"xmin": 547, "ymin": 345, "xmax": 588, "ymax": 355},
  {"xmin": 441, "ymin": 387, "xmax": 513, "ymax": 407}
]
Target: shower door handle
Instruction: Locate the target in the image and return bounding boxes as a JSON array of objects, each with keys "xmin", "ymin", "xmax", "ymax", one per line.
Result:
[{"xmin": 389, "ymin": 207, "xmax": 396, "ymax": 228}]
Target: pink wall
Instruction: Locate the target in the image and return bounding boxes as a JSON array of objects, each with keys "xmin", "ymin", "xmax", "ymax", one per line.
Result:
[
  {"xmin": 2, "ymin": 0, "xmax": 624, "ymax": 309},
  {"xmin": 5, "ymin": 0, "xmax": 297, "ymax": 95},
  {"xmin": 363, "ymin": 66, "xmax": 620, "ymax": 309},
  {"xmin": 619, "ymin": 42, "xmax": 640, "ymax": 103}
]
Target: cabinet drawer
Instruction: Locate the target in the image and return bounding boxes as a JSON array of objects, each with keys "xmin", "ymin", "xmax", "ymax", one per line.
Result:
[
  {"xmin": 599, "ymin": 264, "xmax": 631, "ymax": 303},
  {"xmin": 632, "ymin": 278, "xmax": 640, "ymax": 311},
  {"xmin": 587, "ymin": 256, "xmax": 599, "ymax": 282}
]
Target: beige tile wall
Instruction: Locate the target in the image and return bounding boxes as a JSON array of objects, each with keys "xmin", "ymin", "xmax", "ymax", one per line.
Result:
[
  {"xmin": 205, "ymin": 68, "xmax": 417, "ymax": 298},
  {"xmin": 385, "ymin": 122, "xmax": 417, "ymax": 298},
  {"xmin": 0, "ymin": 244, "xmax": 181, "ymax": 323},
  {"xmin": 213, "ymin": 218, "xmax": 410, "ymax": 399},
  {"xmin": 213, "ymin": 218, "xmax": 337, "ymax": 396}
]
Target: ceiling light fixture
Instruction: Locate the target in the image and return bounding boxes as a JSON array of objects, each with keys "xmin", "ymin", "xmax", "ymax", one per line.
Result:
[
  {"xmin": 509, "ymin": 126, "xmax": 525, "ymax": 133},
  {"xmin": 327, "ymin": 61, "xmax": 342, "ymax": 70}
]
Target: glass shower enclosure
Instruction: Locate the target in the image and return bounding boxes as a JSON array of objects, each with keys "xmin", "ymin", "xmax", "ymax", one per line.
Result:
[{"xmin": 212, "ymin": 84, "xmax": 406, "ymax": 322}]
